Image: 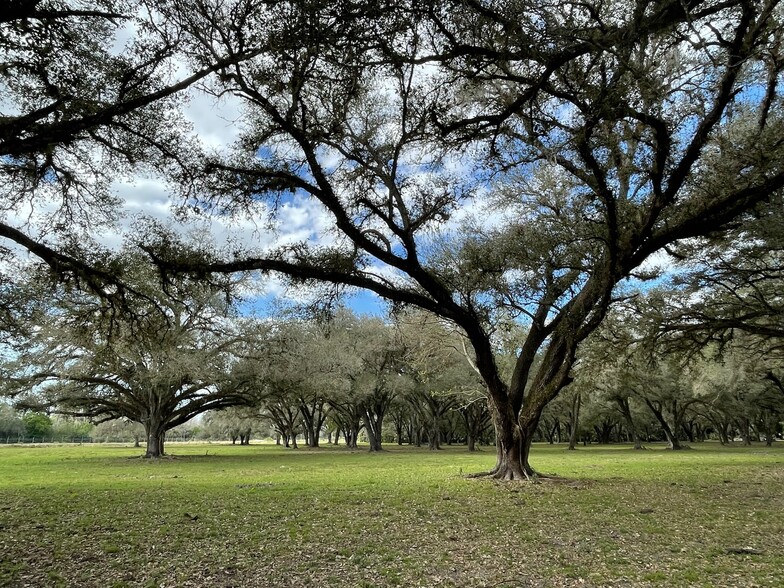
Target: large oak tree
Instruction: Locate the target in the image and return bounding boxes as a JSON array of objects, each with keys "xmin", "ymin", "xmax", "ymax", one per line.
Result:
[{"xmin": 143, "ymin": 0, "xmax": 784, "ymax": 478}]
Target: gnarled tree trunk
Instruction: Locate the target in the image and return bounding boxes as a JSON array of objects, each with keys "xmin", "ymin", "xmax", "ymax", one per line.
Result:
[
  {"xmin": 144, "ymin": 420, "xmax": 166, "ymax": 458},
  {"xmin": 140, "ymin": 405, "xmax": 168, "ymax": 458},
  {"xmin": 362, "ymin": 410, "xmax": 383, "ymax": 452},
  {"xmin": 643, "ymin": 399, "xmax": 683, "ymax": 450},
  {"xmin": 481, "ymin": 397, "xmax": 536, "ymax": 480}
]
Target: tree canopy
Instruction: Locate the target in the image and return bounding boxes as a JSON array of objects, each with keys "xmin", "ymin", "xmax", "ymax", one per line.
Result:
[{"xmin": 0, "ymin": 249, "xmax": 254, "ymax": 456}]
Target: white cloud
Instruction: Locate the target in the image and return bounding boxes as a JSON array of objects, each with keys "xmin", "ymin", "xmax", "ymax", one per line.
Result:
[
  {"xmin": 638, "ymin": 248, "xmax": 676, "ymax": 274},
  {"xmin": 182, "ymin": 90, "xmax": 245, "ymax": 151}
]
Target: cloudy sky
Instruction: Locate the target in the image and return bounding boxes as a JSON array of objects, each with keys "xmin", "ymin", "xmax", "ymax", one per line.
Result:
[{"xmin": 107, "ymin": 89, "xmax": 389, "ymax": 316}]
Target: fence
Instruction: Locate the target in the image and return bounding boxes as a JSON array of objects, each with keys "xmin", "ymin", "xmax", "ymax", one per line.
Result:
[
  {"xmin": 0, "ymin": 432, "xmax": 200, "ymax": 445},
  {"xmin": 0, "ymin": 436, "xmax": 95, "ymax": 444}
]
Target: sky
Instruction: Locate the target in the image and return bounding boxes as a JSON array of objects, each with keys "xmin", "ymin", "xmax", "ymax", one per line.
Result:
[
  {"xmin": 49, "ymin": 78, "xmax": 673, "ymax": 320},
  {"xmin": 98, "ymin": 15, "xmax": 383, "ymax": 316},
  {"xmin": 107, "ymin": 89, "xmax": 393, "ymax": 317}
]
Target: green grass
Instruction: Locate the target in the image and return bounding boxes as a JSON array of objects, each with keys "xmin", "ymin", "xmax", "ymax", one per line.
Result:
[{"xmin": 0, "ymin": 442, "xmax": 782, "ymax": 587}]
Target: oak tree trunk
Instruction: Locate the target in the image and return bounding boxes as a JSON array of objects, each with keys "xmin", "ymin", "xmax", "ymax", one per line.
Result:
[
  {"xmin": 362, "ymin": 410, "xmax": 384, "ymax": 452},
  {"xmin": 481, "ymin": 397, "xmax": 537, "ymax": 480},
  {"xmin": 644, "ymin": 399, "xmax": 683, "ymax": 450},
  {"xmin": 143, "ymin": 415, "xmax": 166, "ymax": 458},
  {"xmin": 568, "ymin": 393, "xmax": 581, "ymax": 450},
  {"xmin": 428, "ymin": 416, "xmax": 441, "ymax": 451}
]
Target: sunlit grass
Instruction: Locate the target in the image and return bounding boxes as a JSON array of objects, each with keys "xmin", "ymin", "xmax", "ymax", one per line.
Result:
[{"xmin": 1, "ymin": 442, "xmax": 782, "ymax": 587}]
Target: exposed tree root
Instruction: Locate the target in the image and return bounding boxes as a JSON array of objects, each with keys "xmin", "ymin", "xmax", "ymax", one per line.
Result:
[
  {"xmin": 139, "ymin": 453, "xmax": 181, "ymax": 460},
  {"xmin": 465, "ymin": 470, "xmax": 495, "ymax": 479},
  {"xmin": 464, "ymin": 463, "xmax": 582, "ymax": 486},
  {"xmin": 466, "ymin": 466, "xmax": 545, "ymax": 482}
]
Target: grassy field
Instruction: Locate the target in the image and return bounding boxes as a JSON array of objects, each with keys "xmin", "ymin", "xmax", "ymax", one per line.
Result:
[{"xmin": 0, "ymin": 442, "xmax": 782, "ymax": 587}]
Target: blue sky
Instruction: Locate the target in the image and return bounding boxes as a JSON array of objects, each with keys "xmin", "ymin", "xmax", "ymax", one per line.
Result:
[{"xmin": 237, "ymin": 286, "xmax": 388, "ymax": 318}]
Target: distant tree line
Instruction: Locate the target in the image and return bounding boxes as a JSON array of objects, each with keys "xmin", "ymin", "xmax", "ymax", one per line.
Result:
[
  {"xmin": 0, "ymin": 254, "xmax": 495, "ymax": 454},
  {"xmin": 3, "ymin": 242, "xmax": 782, "ymax": 453}
]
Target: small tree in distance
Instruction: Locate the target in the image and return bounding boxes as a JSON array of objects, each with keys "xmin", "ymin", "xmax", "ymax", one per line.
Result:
[
  {"xmin": 1, "ymin": 247, "xmax": 256, "ymax": 457},
  {"xmin": 22, "ymin": 412, "xmax": 53, "ymax": 439}
]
